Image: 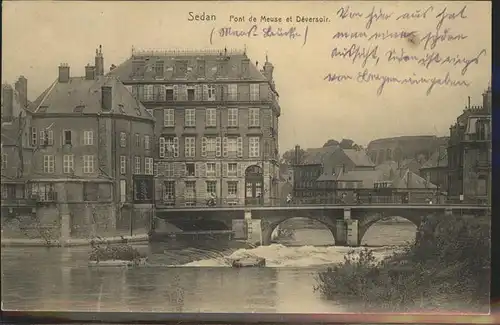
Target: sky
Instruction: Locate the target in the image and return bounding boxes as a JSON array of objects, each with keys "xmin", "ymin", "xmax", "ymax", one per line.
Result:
[{"xmin": 2, "ymin": 1, "xmax": 491, "ymax": 151}]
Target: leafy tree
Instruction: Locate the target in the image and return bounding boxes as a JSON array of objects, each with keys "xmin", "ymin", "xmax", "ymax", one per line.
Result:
[
  {"xmin": 281, "ymin": 147, "xmax": 306, "ymax": 165},
  {"xmin": 339, "ymin": 138, "xmax": 355, "ymax": 149},
  {"xmin": 323, "ymin": 139, "xmax": 340, "ymax": 147}
]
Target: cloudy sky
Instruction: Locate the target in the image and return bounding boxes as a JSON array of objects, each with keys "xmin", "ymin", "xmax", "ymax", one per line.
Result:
[{"xmin": 2, "ymin": 1, "xmax": 491, "ymax": 151}]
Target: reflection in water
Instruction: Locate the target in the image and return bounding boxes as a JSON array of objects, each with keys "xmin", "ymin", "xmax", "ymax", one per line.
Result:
[{"xmin": 2, "ymin": 223, "xmax": 419, "ymax": 312}]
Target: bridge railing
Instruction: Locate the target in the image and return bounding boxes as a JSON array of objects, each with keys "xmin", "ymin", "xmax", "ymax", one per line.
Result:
[{"xmin": 154, "ymin": 196, "xmax": 488, "ymax": 209}]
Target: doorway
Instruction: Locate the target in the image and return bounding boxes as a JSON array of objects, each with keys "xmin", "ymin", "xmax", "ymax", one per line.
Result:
[{"xmin": 245, "ymin": 165, "xmax": 264, "ymax": 206}]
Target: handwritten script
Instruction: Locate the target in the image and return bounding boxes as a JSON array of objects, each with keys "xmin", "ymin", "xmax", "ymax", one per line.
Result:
[
  {"xmin": 210, "ymin": 25, "xmax": 309, "ymax": 46},
  {"xmin": 328, "ymin": 4, "xmax": 487, "ymax": 95}
]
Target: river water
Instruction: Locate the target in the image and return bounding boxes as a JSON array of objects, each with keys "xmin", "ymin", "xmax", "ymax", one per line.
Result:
[{"xmin": 2, "ymin": 220, "xmax": 417, "ymax": 313}]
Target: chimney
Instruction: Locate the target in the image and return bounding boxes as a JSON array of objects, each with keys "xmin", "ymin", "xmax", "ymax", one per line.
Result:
[
  {"xmin": 95, "ymin": 45, "xmax": 104, "ymax": 76},
  {"xmin": 109, "ymin": 64, "xmax": 117, "ymax": 71},
  {"xmin": 58, "ymin": 63, "xmax": 70, "ymax": 83},
  {"xmin": 14, "ymin": 76, "xmax": 28, "ymax": 108},
  {"xmin": 241, "ymin": 58, "xmax": 250, "ymax": 78},
  {"xmin": 262, "ymin": 54, "xmax": 274, "ymax": 81},
  {"xmin": 101, "ymin": 86, "xmax": 112, "ymax": 111},
  {"xmin": 294, "ymin": 145, "xmax": 301, "ymax": 165},
  {"xmin": 85, "ymin": 65, "xmax": 96, "ymax": 80},
  {"xmin": 483, "ymin": 86, "xmax": 491, "ymax": 113},
  {"xmin": 2, "ymin": 84, "xmax": 14, "ymax": 120}
]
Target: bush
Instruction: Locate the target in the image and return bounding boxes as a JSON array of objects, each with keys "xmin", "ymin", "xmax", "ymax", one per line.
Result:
[
  {"xmin": 89, "ymin": 243, "xmax": 146, "ymax": 262},
  {"xmin": 315, "ymin": 214, "xmax": 490, "ymax": 311}
]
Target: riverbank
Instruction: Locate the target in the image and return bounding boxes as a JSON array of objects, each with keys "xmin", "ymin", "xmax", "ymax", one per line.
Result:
[
  {"xmin": 1, "ymin": 234, "xmax": 149, "ymax": 247},
  {"xmin": 315, "ymin": 214, "xmax": 491, "ymax": 313}
]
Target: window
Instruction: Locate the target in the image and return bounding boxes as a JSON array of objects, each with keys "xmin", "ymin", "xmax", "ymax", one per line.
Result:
[
  {"xmin": 120, "ymin": 156, "xmax": 127, "ymax": 175},
  {"xmin": 206, "ymin": 108, "xmax": 217, "ymax": 127},
  {"xmin": 165, "ymin": 163, "xmax": 175, "ymax": 177},
  {"xmin": 120, "ymin": 179, "xmax": 127, "ymax": 202},
  {"xmin": 63, "ymin": 130, "xmax": 72, "ymax": 145},
  {"xmin": 144, "ymin": 85, "xmax": 154, "ymax": 101},
  {"xmin": 228, "ymin": 108, "xmax": 238, "ymax": 127},
  {"xmin": 63, "ymin": 155, "xmax": 74, "ymax": 174},
  {"xmin": 32, "ymin": 183, "xmax": 56, "ymax": 202},
  {"xmin": 206, "ymin": 181, "xmax": 217, "ymax": 195},
  {"xmin": 227, "ymin": 84, "xmax": 237, "ymax": 101},
  {"xmin": 185, "ymin": 137, "xmax": 196, "ymax": 157},
  {"xmin": 249, "ymin": 137, "xmax": 260, "ymax": 158},
  {"xmin": 31, "ymin": 127, "xmax": 37, "ymax": 146},
  {"xmin": 83, "ymin": 130, "xmax": 94, "ymax": 145},
  {"xmin": 206, "ymin": 163, "xmax": 216, "ymax": 177},
  {"xmin": 187, "ymin": 88, "xmax": 195, "ymax": 101},
  {"xmin": 163, "ymin": 109, "xmax": 175, "ymax": 127},
  {"xmin": 135, "ymin": 134, "xmax": 141, "ymax": 147},
  {"xmin": 250, "ymin": 84, "xmax": 260, "ymax": 101},
  {"xmin": 134, "ymin": 156, "xmax": 141, "ymax": 174},
  {"xmin": 185, "ymin": 109, "xmax": 196, "ymax": 127},
  {"xmin": 163, "ymin": 181, "xmax": 175, "ymax": 202},
  {"xmin": 39, "ymin": 130, "xmax": 54, "ymax": 146},
  {"xmin": 228, "ymin": 163, "xmax": 238, "ymax": 177},
  {"xmin": 166, "ymin": 88, "xmax": 174, "ymax": 101},
  {"xmin": 249, "ymin": 108, "xmax": 260, "ymax": 127},
  {"xmin": 186, "ymin": 163, "xmax": 195, "ymax": 177},
  {"xmin": 43, "ymin": 155, "xmax": 55, "ymax": 173},
  {"xmin": 195, "ymin": 85, "xmax": 202, "ymax": 100},
  {"xmin": 1, "ymin": 154, "xmax": 7, "ymax": 170},
  {"xmin": 184, "ymin": 181, "xmax": 196, "ymax": 205},
  {"xmin": 83, "ymin": 155, "xmax": 94, "ymax": 174},
  {"xmin": 159, "ymin": 137, "xmax": 179, "ymax": 158},
  {"xmin": 155, "ymin": 61, "xmax": 164, "ymax": 77},
  {"xmin": 202, "ymin": 137, "xmax": 221, "ymax": 157},
  {"xmin": 120, "ymin": 132, "xmax": 127, "ymax": 147},
  {"xmin": 144, "ymin": 157, "xmax": 154, "ymax": 175},
  {"xmin": 207, "ymin": 85, "xmax": 216, "ymax": 101},
  {"xmin": 144, "ymin": 135, "xmax": 150, "ymax": 150},
  {"xmin": 228, "ymin": 181, "xmax": 238, "ymax": 196},
  {"xmin": 223, "ymin": 137, "xmax": 243, "ymax": 158}
]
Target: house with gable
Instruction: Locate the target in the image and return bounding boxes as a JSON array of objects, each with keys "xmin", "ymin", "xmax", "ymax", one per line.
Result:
[{"xmin": 23, "ymin": 46, "xmax": 156, "ymax": 241}]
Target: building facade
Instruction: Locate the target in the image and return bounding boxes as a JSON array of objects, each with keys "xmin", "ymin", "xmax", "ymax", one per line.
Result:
[
  {"xmin": 108, "ymin": 48, "xmax": 281, "ymax": 207},
  {"xmin": 447, "ymin": 86, "xmax": 491, "ymax": 204},
  {"xmin": 17, "ymin": 46, "xmax": 156, "ymax": 240}
]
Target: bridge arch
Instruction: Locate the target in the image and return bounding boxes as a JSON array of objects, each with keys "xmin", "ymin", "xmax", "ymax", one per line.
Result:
[
  {"xmin": 261, "ymin": 215, "xmax": 338, "ymax": 246},
  {"xmin": 357, "ymin": 212, "xmax": 424, "ymax": 244}
]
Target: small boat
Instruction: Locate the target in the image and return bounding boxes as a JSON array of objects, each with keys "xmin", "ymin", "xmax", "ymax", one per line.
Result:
[
  {"xmin": 231, "ymin": 256, "xmax": 266, "ymax": 268},
  {"xmin": 88, "ymin": 257, "xmax": 147, "ymax": 267}
]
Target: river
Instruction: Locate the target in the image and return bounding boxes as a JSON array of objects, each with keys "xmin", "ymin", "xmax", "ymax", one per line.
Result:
[{"xmin": 2, "ymin": 220, "xmax": 417, "ymax": 313}]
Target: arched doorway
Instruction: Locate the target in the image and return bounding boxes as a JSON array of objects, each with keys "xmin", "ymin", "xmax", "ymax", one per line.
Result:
[{"xmin": 245, "ymin": 165, "xmax": 264, "ymax": 206}]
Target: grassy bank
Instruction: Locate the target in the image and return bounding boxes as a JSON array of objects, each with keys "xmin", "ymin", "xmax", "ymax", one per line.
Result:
[{"xmin": 315, "ymin": 214, "xmax": 490, "ymax": 312}]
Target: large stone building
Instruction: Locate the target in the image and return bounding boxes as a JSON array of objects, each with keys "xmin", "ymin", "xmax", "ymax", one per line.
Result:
[
  {"xmin": 447, "ymin": 86, "xmax": 491, "ymax": 204},
  {"xmin": 4, "ymin": 46, "xmax": 157, "ymax": 241},
  {"xmin": 108, "ymin": 48, "xmax": 281, "ymax": 207}
]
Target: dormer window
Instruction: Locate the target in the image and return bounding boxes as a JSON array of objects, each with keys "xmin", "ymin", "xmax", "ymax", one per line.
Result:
[
  {"xmin": 135, "ymin": 107, "xmax": 142, "ymax": 116},
  {"xmin": 118, "ymin": 104, "xmax": 125, "ymax": 113}
]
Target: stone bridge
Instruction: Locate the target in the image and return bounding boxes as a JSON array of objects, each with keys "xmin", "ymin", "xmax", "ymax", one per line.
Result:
[{"xmin": 154, "ymin": 204, "xmax": 490, "ymax": 246}]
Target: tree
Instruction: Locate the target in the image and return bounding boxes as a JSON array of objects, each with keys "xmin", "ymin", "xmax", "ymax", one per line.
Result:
[
  {"xmin": 281, "ymin": 147, "xmax": 306, "ymax": 165},
  {"xmin": 339, "ymin": 139, "xmax": 355, "ymax": 149},
  {"xmin": 323, "ymin": 139, "xmax": 340, "ymax": 147}
]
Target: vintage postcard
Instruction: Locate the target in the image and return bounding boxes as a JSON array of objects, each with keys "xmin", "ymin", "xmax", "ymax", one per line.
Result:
[{"xmin": 1, "ymin": 0, "xmax": 491, "ymax": 317}]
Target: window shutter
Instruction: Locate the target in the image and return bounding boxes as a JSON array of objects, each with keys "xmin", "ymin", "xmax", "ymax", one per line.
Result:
[
  {"xmin": 202, "ymin": 85, "xmax": 209, "ymax": 100},
  {"xmin": 195, "ymin": 85, "xmax": 202, "ymax": 100},
  {"xmin": 179, "ymin": 163, "xmax": 186, "ymax": 177},
  {"xmin": 222, "ymin": 163, "xmax": 228, "ymax": 177},
  {"xmin": 216, "ymin": 137, "xmax": 222, "ymax": 157},
  {"xmin": 201, "ymin": 137, "xmax": 207, "ymax": 157},
  {"xmin": 159, "ymin": 137, "xmax": 166, "ymax": 158},
  {"xmin": 173, "ymin": 137, "xmax": 179, "ymax": 157},
  {"xmin": 184, "ymin": 138, "xmax": 190, "ymax": 158},
  {"xmin": 173, "ymin": 85, "xmax": 178, "ymax": 101},
  {"xmin": 39, "ymin": 131, "xmax": 45, "ymax": 143},
  {"xmin": 200, "ymin": 163, "xmax": 207, "ymax": 177},
  {"xmin": 237, "ymin": 163, "xmax": 243, "ymax": 177},
  {"xmin": 222, "ymin": 137, "xmax": 228, "ymax": 157},
  {"xmin": 215, "ymin": 162, "xmax": 221, "ymax": 178},
  {"xmin": 237, "ymin": 137, "xmax": 243, "ymax": 157},
  {"xmin": 48, "ymin": 131, "xmax": 54, "ymax": 145},
  {"xmin": 195, "ymin": 162, "xmax": 200, "ymax": 177}
]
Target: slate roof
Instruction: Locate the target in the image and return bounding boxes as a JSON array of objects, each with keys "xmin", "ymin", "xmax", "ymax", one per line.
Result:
[
  {"xmin": 392, "ymin": 169, "xmax": 437, "ymax": 189},
  {"xmin": 28, "ymin": 76, "xmax": 154, "ymax": 121},
  {"xmin": 302, "ymin": 146, "xmax": 339, "ymax": 165},
  {"xmin": 343, "ymin": 149, "xmax": 375, "ymax": 167},
  {"xmin": 107, "ymin": 48, "xmax": 269, "ymax": 83},
  {"xmin": 421, "ymin": 148, "xmax": 448, "ymax": 169}
]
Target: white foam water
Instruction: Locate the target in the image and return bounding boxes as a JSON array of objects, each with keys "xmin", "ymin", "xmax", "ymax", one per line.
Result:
[{"xmin": 180, "ymin": 244, "xmax": 399, "ymax": 267}]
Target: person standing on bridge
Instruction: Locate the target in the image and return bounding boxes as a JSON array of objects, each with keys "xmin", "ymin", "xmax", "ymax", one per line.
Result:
[{"xmin": 286, "ymin": 193, "xmax": 292, "ymax": 205}]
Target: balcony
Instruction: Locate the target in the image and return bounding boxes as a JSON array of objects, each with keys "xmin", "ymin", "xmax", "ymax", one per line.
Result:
[{"xmin": 34, "ymin": 191, "xmax": 58, "ymax": 203}]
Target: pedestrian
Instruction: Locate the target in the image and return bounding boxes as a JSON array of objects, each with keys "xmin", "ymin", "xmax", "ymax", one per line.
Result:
[
  {"xmin": 368, "ymin": 193, "xmax": 372, "ymax": 204},
  {"xmin": 286, "ymin": 193, "xmax": 292, "ymax": 205}
]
